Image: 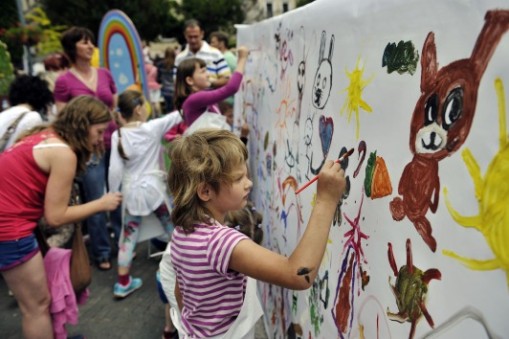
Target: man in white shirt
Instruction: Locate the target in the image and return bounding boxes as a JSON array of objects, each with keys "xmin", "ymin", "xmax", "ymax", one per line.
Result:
[{"xmin": 175, "ymin": 19, "xmax": 231, "ymax": 88}]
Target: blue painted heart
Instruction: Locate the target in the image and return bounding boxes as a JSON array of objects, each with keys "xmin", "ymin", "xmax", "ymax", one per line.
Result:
[{"xmin": 319, "ymin": 115, "xmax": 334, "ymax": 156}]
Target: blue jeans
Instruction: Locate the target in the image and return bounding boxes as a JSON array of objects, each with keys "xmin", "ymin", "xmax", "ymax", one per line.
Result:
[
  {"xmin": 163, "ymin": 95, "xmax": 174, "ymax": 113},
  {"xmin": 80, "ymin": 154, "xmax": 110, "ymax": 262},
  {"xmin": 104, "ymin": 148, "xmax": 122, "ymax": 244}
]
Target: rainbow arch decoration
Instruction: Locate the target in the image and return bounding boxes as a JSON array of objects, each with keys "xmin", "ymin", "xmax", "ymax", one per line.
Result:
[{"xmin": 98, "ymin": 10, "xmax": 149, "ymax": 101}]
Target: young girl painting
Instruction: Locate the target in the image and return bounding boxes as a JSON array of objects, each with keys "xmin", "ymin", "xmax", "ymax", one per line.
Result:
[
  {"xmin": 158, "ymin": 200, "xmax": 264, "ymax": 338},
  {"xmin": 108, "ymin": 90, "xmax": 182, "ymax": 298},
  {"xmin": 174, "ymin": 46, "xmax": 249, "ymax": 134},
  {"xmin": 164, "ymin": 129, "xmax": 346, "ymax": 338}
]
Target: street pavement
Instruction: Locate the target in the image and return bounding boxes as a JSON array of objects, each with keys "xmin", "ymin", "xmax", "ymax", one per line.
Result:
[{"xmin": 0, "ymin": 241, "xmax": 268, "ymax": 339}]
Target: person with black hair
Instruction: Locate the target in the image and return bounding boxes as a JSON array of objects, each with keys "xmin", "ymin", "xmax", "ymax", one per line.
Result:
[{"xmin": 0, "ymin": 75, "xmax": 53, "ymax": 151}]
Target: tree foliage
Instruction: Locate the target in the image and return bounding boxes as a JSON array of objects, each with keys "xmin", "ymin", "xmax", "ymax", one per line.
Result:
[
  {"xmin": 0, "ymin": 0, "xmax": 18, "ymax": 28},
  {"xmin": 0, "ymin": 4, "xmax": 67, "ymax": 66},
  {"xmin": 39, "ymin": 0, "xmax": 244, "ymax": 44},
  {"xmin": 26, "ymin": 7, "xmax": 68, "ymax": 56},
  {"xmin": 40, "ymin": 0, "xmax": 176, "ymax": 41},
  {"xmin": 176, "ymin": 0, "xmax": 245, "ymax": 38},
  {"xmin": 0, "ymin": 41, "xmax": 15, "ymax": 97},
  {"xmin": 1, "ymin": 0, "xmax": 246, "ymax": 69},
  {"xmin": 296, "ymin": 0, "xmax": 315, "ymax": 8},
  {"xmin": 0, "ymin": 0, "xmax": 24, "ymax": 67}
]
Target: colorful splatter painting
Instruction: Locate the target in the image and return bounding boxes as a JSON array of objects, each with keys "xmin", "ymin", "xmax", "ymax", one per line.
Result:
[{"xmin": 237, "ymin": 1, "xmax": 509, "ymax": 338}]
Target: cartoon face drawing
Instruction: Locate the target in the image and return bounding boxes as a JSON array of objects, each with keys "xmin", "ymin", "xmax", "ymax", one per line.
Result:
[
  {"xmin": 304, "ymin": 113, "xmax": 314, "ymax": 146},
  {"xmin": 312, "ymin": 31, "xmax": 335, "ymax": 109},
  {"xmin": 413, "ymin": 88, "xmax": 463, "ymax": 154},
  {"xmin": 409, "ymin": 44, "xmax": 472, "ymax": 159},
  {"xmin": 390, "ymin": 10, "xmax": 509, "ymax": 252},
  {"xmin": 295, "ymin": 26, "xmax": 310, "ymax": 128},
  {"xmin": 297, "ymin": 61, "xmax": 306, "ymax": 95}
]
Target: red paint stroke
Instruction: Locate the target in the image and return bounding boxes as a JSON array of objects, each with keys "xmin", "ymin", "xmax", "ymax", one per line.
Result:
[
  {"xmin": 281, "ymin": 176, "xmax": 304, "ymax": 234},
  {"xmin": 334, "ymin": 249, "xmax": 355, "ymax": 335},
  {"xmin": 342, "ymin": 194, "xmax": 369, "ymax": 265},
  {"xmin": 353, "ymin": 140, "xmax": 367, "ymax": 178},
  {"xmin": 332, "ymin": 194, "xmax": 371, "ymax": 338}
]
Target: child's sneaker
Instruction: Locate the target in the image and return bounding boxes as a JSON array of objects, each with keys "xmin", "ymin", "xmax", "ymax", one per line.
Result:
[{"xmin": 113, "ymin": 277, "xmax": 143, "ymax": 298}]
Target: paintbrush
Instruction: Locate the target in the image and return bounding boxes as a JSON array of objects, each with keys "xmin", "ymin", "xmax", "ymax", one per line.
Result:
[{"xmin": 295, "ymin": 148, "xmax": 354, "ymax": 195}]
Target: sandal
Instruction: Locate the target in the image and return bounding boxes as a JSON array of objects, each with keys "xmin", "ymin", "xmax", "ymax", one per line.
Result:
[{"xmin": 97, "ymin": 258, "xmax": 112, "ymax": 271}]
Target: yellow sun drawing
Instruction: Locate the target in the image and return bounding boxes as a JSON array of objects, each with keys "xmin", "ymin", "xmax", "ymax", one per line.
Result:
[
  {"xmin": 443, "ymin": 77, "xmax": 509, "ymax": 287},
  {"xmin": 341, "ymin": 57, "xmax": 374, "ymax": 139}
]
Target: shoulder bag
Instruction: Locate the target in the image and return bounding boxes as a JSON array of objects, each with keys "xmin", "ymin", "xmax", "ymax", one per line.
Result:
[
  {"xmin": 0, "ymin": 111, "xmax": 29, "ymax": 152},
  {"xmin": 36, "ymin": 181, "xmax": 92, "ymax": 295}
]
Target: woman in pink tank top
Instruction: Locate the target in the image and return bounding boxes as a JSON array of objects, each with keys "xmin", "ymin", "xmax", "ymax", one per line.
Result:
[{"xmin": 0, "ymin": 96, "xmax": 122, "ymax": 338}]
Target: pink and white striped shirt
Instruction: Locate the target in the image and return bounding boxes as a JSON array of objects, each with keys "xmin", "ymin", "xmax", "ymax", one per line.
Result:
[{"xmin": 170, "ymin": 222, "xmax": 249, "ymax": 338}]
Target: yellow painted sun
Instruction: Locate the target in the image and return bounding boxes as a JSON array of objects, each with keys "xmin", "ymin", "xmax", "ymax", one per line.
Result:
[
  {"xmin": 341, "ymin": 57, "xmax": 374, "ymax": 139},
  {"xmin": 443, "ymin": 77, "xmax": 509, "ymax": 287}
]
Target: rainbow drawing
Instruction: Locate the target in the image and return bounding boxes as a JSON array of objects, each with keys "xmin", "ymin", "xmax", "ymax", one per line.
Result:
[{"xmin": 98, "ymin": 9, "xmax": 149, "ymax": 101}]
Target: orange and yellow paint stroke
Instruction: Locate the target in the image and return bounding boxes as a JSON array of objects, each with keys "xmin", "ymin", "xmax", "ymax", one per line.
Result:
[{"xmin": 443, "ymin": 77, "xmax": 509, "ymax": 287}]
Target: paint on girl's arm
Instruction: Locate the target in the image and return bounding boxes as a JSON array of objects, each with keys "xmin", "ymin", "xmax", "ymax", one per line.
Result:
[{"xmin": 297, "ymin": 267, "xmax": 313, "ymax": 283}]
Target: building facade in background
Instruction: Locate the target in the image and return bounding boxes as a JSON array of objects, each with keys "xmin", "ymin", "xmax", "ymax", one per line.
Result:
[{"xmin": 243, "ymin": 0, "xmax": 297, "ymax": 23}]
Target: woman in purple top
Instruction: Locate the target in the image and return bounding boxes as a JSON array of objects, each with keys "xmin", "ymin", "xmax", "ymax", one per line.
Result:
[
  {"xmin": 54, "ymin": 27, "xmax": 119, "ymax": 270},
  {"xmin": 174, "ymin": 46, "xmax": 249, "ymax": 128}
]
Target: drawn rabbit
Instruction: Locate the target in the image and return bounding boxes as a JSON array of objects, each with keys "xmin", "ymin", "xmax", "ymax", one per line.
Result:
[{"xmin": 312, "ymin": 31, "xmax": 335, "ymax": 109}]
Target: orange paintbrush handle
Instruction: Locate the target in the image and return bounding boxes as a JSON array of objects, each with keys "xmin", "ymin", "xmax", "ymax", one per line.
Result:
[{"xmin": 295, "ymin": 148, "xmax": 354, "ymax": 194}]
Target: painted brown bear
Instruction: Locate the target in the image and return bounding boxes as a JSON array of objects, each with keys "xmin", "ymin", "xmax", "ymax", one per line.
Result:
[{"xmin": 390, "ymin": 10, "xmax": 509, "ymax": 252}]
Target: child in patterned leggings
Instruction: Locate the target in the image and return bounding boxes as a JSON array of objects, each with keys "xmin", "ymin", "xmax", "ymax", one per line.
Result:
[{"xmin": 108, "ymin": 89, "xmax": 182, "ymax": 298}]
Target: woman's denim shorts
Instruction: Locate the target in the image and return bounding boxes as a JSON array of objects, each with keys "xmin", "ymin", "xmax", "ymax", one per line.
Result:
[{"xmin": 0, "ymin": 234, "xmax": 39, "ymax": 272}]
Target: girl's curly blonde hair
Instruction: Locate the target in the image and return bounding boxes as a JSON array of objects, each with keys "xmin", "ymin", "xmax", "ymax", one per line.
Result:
[{"xmin": 168, "ymin": 128, "xmax": 248, "ymax": 233}]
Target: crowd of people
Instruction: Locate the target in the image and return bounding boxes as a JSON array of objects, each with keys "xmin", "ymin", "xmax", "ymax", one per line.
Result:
[{"xmin": 0, "ymin": 18, "xmax": 346, "ymax": 339}]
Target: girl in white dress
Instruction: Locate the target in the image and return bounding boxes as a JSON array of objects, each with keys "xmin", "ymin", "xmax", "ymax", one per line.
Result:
[{"xmin": 109, "ymin": 90, "xmax": 182, "ymax": 298}]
